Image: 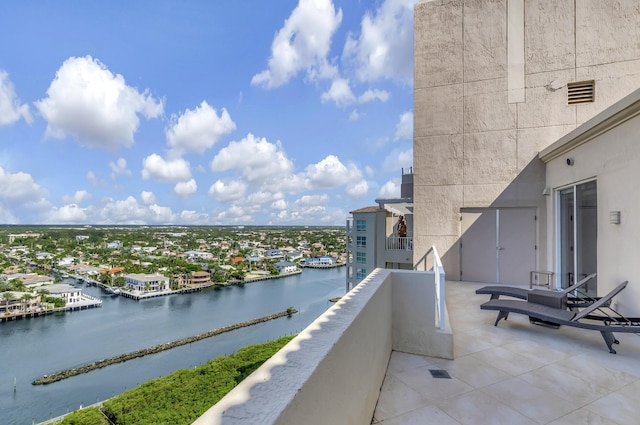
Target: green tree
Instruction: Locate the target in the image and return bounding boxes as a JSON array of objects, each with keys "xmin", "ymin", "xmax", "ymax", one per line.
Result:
[{"xmin": 20, "ymin": 293, "xmax": 33, "ymax": 311}]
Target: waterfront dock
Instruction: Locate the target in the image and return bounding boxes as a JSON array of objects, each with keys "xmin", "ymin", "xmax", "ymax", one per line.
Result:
[
  {"xmin": 299, "ymin": 262, "xmax": 345, "ymax": 269},
  {"xmin": 0, "ymin": 300, "xmax": 102, "ymax": 323}
]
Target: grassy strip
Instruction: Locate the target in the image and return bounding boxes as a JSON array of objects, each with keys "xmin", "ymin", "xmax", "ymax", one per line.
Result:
[{"xmin": 58, "ymin": 335, "xmax": 295, "ymax": 425}]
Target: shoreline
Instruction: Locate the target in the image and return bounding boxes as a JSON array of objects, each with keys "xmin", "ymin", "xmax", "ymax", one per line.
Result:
[{"xmin": 32, "ymin": 308, "xmax": 298, "ymax": 386}]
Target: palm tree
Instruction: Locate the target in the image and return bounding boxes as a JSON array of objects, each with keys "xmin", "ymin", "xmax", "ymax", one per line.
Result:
[
  {"xmin": 20, "ymin": 293, "xmax": 33, "ymax": 312},
  {"xmin": 2, "ymin": 292, "xmax": 16, "ymax": 315}
]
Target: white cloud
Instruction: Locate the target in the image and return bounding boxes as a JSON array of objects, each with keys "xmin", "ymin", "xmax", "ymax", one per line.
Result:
[
  {"xmin": 305, "ymin": 155, "xmax": 363, "ymax": 189},
  {"xmin": 321, "ymin": 78, "xmax": 356, "ymax": 106},
  {"xmin": 346, "ymin": 179, "xmax": 369, "ymax": 197},
  {"xmin": 271, "ymin": 199, "xmax": 288, "ymax": 210},
  {"xmin": 140, "ymin": 191, "xmax": 156, "ymax": 205},
  {"xmin": 166, "ymin": 101, "xmax": 236, "ymax": 157},
  {"xmin": 378, "ymin": 179, "xmax": 400, "ymax": 198},
  {"xmin": 343, "ymin": 0, "xmax": 417, "ymax": 83},
  {"xmin": 0, "ymin": 167, "xmax": 47, "ymax": 204},
  {"xmin": 382, "ymin": 147, "xmax": 413, "ymax": 172},
  {"xmin": 364, "ymin": 166, "xmax": 375, "ymax": 178},
  {"xmin": 0, "ymin": 203, "xmax": 18, "ymax": 224},
  {"xmin": 87, "ymin": 171, "xmax": 98, "ymax": 186},
  {"xmin": 0, "ymin": 70, "xmax": 32, "ymax": 126},
  {"xmin": 394, "ymin": 111, "xmax": 413, "ymax": 141},
  {"xmin": 94, "ymin": 196, "xmax": 176, "ymax": 225},
  {"xmin": 109, "ymin": 157, "xmax": 131, "ymax": 176},
  {"xmin": 349, "ymin": 109, "xmax": 360, "ymax": 121},
  {"xmin": 246, "ymin": 190, "xmax": 284, "ymax": 205},
  {"xmin": 211, "ymin": 133, "xmax": 294, "ymax": 182},
  {"xmin": 178, "ymin": 210, "xmax": 210, "ymax": 225},
  {"xmin": 35, "ymin": 55, "xmax": 164, "ymax": 149},
  {"xmin": 62, "ymin": 190, "xmax": 91, "ymax": 205},
  {"xmin": 215, "ymin": 204, "xmax": 254, "ymax": 224},
  {"xmin": 208, "ymin": 179, "xmax": 246, "ymax": 202},
  {"xmin": 174, "ymin": 179, "xmax": 197, "ymax": 198},
  {"xmin": 251, "ymin": 0, "xmax": 342, "ymax": 88},
  {"xmin": 294, "ymin": 194, "xmax": 328, "ymax": 206},
  {"xmin": 141, "ymin": 153, "xmax": 191, "ymax": 183},
  {"xmin": 45, "ymin": 204, "xmax": 89, "ymax": 224},
  {"xmin": 358, "ymin": 88, "xmax": 390, "ymax": 103}
]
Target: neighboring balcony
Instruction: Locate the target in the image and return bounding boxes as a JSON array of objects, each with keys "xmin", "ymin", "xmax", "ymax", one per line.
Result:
[
  {"xmin": 385, "ymin": 236, "xmax": 413, "ymax": 252},
  {"xmin": 383, "ymin": 234, "xmax": 413, "ymax": 265}
]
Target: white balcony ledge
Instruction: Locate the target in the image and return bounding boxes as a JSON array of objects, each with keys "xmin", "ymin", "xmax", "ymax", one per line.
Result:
[{"xmin": 193, "ymin": 268, "xmax": 452, "ymax": 425}]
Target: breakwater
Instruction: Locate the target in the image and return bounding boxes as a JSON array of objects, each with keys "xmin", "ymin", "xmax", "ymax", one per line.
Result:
[{"xmin": 32, "ymin": 308, "xmax": 297, "ymax": 386}]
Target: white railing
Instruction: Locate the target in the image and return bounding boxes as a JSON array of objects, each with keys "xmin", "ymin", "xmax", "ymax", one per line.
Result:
[
  {"xmin": 416, "ymin": 246, "xmax": 446, "ymax": 331},
  {"xmin": 385, "ymin": 236, "xmax": 413, "ymax": 251}
]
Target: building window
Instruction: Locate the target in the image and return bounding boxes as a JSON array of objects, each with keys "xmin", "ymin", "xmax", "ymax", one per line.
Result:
[
  {"xmin": 356, "ymin": 236, "xmax": 366, "ymax": 247},
  {"xmin": 356, "ymin": 252, "xmax": 366, "ymax": 264},
  {"xmin": 356, "ymin": 219, "xmax": 366, "ymax": 231},
  {"xmin": 356, "ymin": 268, "xmax": 367, "ymax": 280}
]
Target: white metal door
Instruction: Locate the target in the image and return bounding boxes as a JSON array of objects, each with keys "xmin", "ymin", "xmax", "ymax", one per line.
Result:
[{"xmin": 461, "ymin": 208, "xmax": 536, "ymax": 284}]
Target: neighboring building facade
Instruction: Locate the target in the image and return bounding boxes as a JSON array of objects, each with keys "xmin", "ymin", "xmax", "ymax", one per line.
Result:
[
  {"xmin": 346, "ymin": 169, "xmax": 414, "ymax": 290},
  {"xmin": 413, "ymin": 0, "xmax": 640, "ymax": 291}
]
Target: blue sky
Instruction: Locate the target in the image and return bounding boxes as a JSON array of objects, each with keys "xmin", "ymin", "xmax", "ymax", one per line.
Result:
[{"xmin": 0, "ymin": 0, "xmax": 415, "ymax": 225}]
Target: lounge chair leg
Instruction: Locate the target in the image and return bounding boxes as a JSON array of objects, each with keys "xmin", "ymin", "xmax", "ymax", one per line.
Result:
[
  {"xmin": 494, "ymin": 311, "xmax": 509, "ymax": 326},
  {"xmin": 601, "ymin": 331, "xmax": 617, "ymax": 354}
]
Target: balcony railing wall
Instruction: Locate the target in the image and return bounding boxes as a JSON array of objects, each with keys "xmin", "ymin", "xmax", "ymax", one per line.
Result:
[{"xmin": 193, "ymin": 267, "xmax": 452, "ymax": 425}]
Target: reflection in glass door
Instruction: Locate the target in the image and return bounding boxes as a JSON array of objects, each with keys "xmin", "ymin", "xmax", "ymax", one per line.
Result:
[{"xmin": 557, "ymin": 181, "xmax": 597, "ymax": 295}]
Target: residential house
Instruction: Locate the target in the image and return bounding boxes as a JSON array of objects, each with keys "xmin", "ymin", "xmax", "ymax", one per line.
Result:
[
  {"xmin": 124, "ymin": 273, "xmax": 170, "ymax": 292},
  {"xmin": 183, "ymin": 250, "xmax": 213, "ymax": 261},
  {"xmin": 285, "ymin": 251, "xmax": 303, "ymax": 261},
  {"xmin": 107, "ymin": 240, "xmax": 123, "ymax": 249},
  {"xmin": 0, "ymin": 291, "xmax": 40, "ymax": 314},
  {"xmin": 187, "ymin": 271, "xmax": 211, "ymax": 286},
  {"xmin": 265, "ymin": 249, "xmax": 283, "ymax": 259},
  {"xmin": 274, "ymin": 261, "xmax": 298, "ymax": 274}
]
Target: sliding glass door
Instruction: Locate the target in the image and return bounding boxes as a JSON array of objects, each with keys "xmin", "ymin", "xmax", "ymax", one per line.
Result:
[{"xmin": 557, "ymin": 180, "xmax": 597, "ymax": 295}]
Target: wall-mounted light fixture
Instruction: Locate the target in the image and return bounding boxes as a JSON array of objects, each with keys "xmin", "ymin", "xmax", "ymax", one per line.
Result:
[
  {"xmin": 566, "ymin": 158, "xmax": 574, "ymax": 166},
  {"xmin": 610, "ymin": 211, "xmax": 621, "ymax": 224}
]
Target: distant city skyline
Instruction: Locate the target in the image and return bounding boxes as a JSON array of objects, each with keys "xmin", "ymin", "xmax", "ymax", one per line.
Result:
[{"xmin": 0, "ymin": 0, "xmax": 416, "ymax": 225}]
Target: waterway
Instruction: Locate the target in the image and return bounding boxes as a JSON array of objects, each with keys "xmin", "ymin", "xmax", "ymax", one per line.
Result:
[{"xmin": 0, "ymin": 267, "xmax": 346, "ymax": 425}]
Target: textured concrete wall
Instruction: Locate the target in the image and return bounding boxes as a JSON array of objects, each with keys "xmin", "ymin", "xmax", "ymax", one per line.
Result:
[
  {"xmin": 543, "ymin": 93, "xmax": 640, "ymax": 315},
  {"xmin": 414, "ymin": 0, "xmax": 640, "ymax": 280}
]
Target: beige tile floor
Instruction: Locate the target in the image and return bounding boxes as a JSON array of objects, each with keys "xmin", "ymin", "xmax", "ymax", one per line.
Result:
[{"xmin": 372, "ymin": 281, "xmax": 640, "ymax": 425}]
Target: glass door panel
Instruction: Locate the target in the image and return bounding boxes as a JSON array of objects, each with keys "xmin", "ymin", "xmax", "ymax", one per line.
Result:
[
  {"xmin": 576, "ymin": 181, "xmax": 598, "ymax": 296},
  {"xmin": 559, "ymin": 188, "xmax": 574, "ymax": 289}
]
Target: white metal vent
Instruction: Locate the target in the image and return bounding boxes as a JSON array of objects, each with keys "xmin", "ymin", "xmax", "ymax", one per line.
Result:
[{"xmin": 567, "ymin": 80, "xmax": 595, "ymax": 104}]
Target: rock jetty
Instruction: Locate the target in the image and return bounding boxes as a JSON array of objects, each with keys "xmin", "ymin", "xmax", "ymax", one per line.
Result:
[{"xmin": 33, "ymin": 308, "xmax": 297, "ymax": 385}]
